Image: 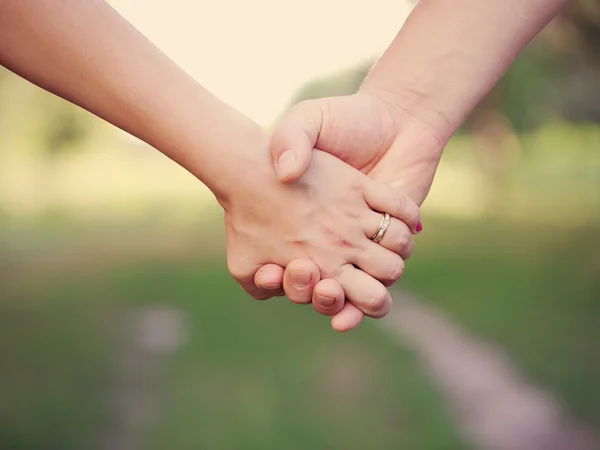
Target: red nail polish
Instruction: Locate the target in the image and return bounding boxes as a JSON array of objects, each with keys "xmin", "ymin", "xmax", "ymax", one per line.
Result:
[{"xmin": 416, "ymin": 222, "xmax": 423, "ymax": 233}]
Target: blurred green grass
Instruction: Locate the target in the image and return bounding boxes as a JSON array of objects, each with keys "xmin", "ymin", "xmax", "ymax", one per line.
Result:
[
  {"xmin": 0, "ymin": 237, "xmax": 465, "ymax": 450},
  {"xmin": 1, "ymin": 20, "xmax": 599, "ymax": 447},
  {"xmin": 0, "ymin": 122, "xmax": 598, "ymax": 450},
  {"xmin": 404, "ymin": 218, "xmax": 600, "ymax": 428},
  {"xmin": 2, "ymin": 213, "xmax": 599, "ymax": 449}
]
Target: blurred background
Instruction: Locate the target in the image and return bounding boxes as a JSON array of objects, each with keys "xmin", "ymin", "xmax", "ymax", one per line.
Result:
[{"xmin": 1, "ymin": 1, "xmax": 599, "ymax": 449}]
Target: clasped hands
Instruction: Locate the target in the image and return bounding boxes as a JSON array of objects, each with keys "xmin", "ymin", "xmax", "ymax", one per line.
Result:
[{"xmin": 223, "ymin": 92, "xmax": 442, "ymax": 332}]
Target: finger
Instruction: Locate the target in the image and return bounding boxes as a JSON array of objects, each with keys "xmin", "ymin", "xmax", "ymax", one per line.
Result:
[
  {"xmin": 350, "ymin": 242, "xmax": 405, "ymax": 286},
  {"xmin": 283, "ymin": 258, "xmax": 321, "ymax": 304},
  {"xmin": 331, "ymin": 302, "xmax": 364, "ymax": 332},
  {"xmin": 270, "ymin": 99, "xmax": 326, "ymax": 183},
  {"xmin": 229, "ymin": 258, "xmax": 283, "ymax": 300},
  {"xmin": 363, "ymin": 212, "xmax": 414, "ymax": 260},
  {"xmin": 334, "ymin": 264, "xmax": 392, "ymax": 318},
  {"xmin": 241, "ymin": 281, "xmax": 285, "ymax": 301},
  {"xmin": 312, "ymin": 278, "xmax": 345, "ymax": 316},
  {"xmin": 254, "ymin": 264, "xmax": 285, "ymax": 293},
  {"xmin": 364, "ymin": 182, "xmax": 421, "ymax": 233}
]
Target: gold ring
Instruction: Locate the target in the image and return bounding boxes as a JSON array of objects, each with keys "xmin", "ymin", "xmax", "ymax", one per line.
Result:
[{"xmin": 371, "ymin": 213, "xmax": 390, "ymax": 243}]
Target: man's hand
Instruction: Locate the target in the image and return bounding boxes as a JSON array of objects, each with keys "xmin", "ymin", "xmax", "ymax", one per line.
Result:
[
  {"xmin": 255, "ymin": 91, "xmax": 443, "ymax": 332},
  {"xmin": 254, "ymin": 0, "xmax": 566, "ymax": 330},
  {"xmin": 271, "ymin": 91, "xmax": 446, "ymax": 204}
]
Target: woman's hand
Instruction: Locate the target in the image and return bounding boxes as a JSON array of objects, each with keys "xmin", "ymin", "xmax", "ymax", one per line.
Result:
[
  {"xmin": 254, "ymin": 92, "xmax": 438, "ymax": 331},
  {"xmin": 224, "ymin": 146, "xmax": 420, "ymax": 320}
]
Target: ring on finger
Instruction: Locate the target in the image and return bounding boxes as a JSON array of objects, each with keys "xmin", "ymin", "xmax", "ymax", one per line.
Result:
[{"xmin": 371, "ymin": 212, "xmax": 391, "ymax": 243}]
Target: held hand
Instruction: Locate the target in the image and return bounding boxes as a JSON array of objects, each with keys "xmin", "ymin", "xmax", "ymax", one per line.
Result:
[
  {"xmin": 270, "ymin": 91, "xmax": 445, "ymax": 204},
  {"xmin": 256, "ymin": 92, "xmax": 442, "ymax": 331},
  {"xmin": 226, "ymin": 148, "xmax": 420, "ymax": 320},
  {"xmin": 254, "ymin": 260, "xmax": 375, "ymax": 332}
]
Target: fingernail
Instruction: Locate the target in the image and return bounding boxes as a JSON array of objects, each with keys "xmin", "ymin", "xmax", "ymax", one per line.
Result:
[
  {"xmin": 315, "ymin": 294, "xmax": 336, "ymax": 307},
  {"xmin": 260, "ymin": 282, "xmax": 281, "ymax": 291},
  {"xmin": 276, "ymin": 150, "xmax": 296, "ymax": 179},
  {"xmin": 289, "ymin": 270, "xmax": 312, "ymax": 288},
  {"xmin": 416, "ymin": 221, "xmax": 423, "ymax": 233}
]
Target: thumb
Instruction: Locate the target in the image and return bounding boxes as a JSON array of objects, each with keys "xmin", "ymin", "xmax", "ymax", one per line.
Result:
[{"xmin": 271, "ymin": 99, "xmax": 327, "ymax": 183}]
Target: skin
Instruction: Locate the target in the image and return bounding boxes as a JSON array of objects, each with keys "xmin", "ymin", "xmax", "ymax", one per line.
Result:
[
  {"xmin": 226, "ymin": 149, "xmax": 420, "ymax": 317},
  {"xmin": 0, "ymin": 0, "xmax": 420, "ymax": 320},
  {"xmin": 256, "ymin": 0, "xmax": 569, "ymax": 331}
]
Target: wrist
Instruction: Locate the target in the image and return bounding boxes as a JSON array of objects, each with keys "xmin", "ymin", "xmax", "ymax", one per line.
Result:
[
  {"xmin": 353, "ymin": 90, "xmax": 447, "ymax": 206},
  {"xmin": 193, "ymin": 128, "xmax": 273, "ymax": 212},
  {"xmin": 367, "ymin": 126, "xmax": 443, "ymax": 206},
  {"xmin": 138, "ymin": 83, "xmax": 272, "ymax": 210},
  {"xmin": 359, "ymin": 81, "xmax": 458, "ymax": 148}
]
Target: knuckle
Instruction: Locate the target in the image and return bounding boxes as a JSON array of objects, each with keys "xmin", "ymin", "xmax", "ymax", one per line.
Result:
[
  {"xmin": 323, "ymin": 224, "xmax": 356, "ymax": 250},
  {"xmin": 335, "ymin": 235, "xmax": 354, "ymax": 249},
  {"xmin": 252, "ymin": 291, "xmax": 271, "ymax": 301},
  {"xmin": 403, "ymin": 237, "xmax": 415, "ymax": 259},
  {"xmin": 396, "ymin": 231, "xmax": 414, "ymax": 258},
  {"xmin": 377, "ymin": 255, "xmax": 405, "ymax": 284},
  {"xmin": 410, "ymin": 204, "xmax": 421, "ymax": 227},
  {"xmin": 349, "ymin": 179, "xmax": 364, "ymax": 196},
  {"xmin": 389, "ymin": 258, "xmax": 405, "ymax": 281},
  {"xmin": 393, "ymin": 193, "xmax": 405, "ymax": 215},
  {"xmin": 227, "ymin": 258, "xmax": 250, "ymax": 282},
  {"xmin": 366, "ymin": 285, "xmax": 391, "ymax": 316},
  {"xmin": 293, "ymin": 99, "xmax": 321, "ymax": 124},
  {"xmin": 296, "ymin": 98, "xmax": 321, "ymax": 112},
  {"xmin": 294, "ymin": 99, "xmax": 313, "ymax": 111},
  {"xmin": 320, "ymin": 264, "xmax": 344, "ymax": 280},
  {"xmin": 391, "ymin": 192, "xmax": 420, "ymax": 226},
  {"xmin": 401, "ymin": 194, "xmax": 420, "ymax": 226}
]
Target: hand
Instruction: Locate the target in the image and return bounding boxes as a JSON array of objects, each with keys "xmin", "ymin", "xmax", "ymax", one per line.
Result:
[
  {"xmin": 254, "ymin": 91, "xmax": 443, "ymax": 331},
  {"xmin": 225, "ymin": 144, "xmax": 420, "ymax": 320},
  {"xmin": 254, "ymin": 0, "xmax": 565, "ymax": 329},
  {"xmin": 272, "ymin": 91, "xmax": 446, "ymax": 203}
]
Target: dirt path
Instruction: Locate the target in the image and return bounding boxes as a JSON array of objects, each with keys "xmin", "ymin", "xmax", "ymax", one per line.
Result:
[
  {"xmin": 380, "ymin": 291, "xmax": 598, "ymax": 450},
  {"xmin": 98, "ymin": 306, "xmax": 187, "ymax": 450}
]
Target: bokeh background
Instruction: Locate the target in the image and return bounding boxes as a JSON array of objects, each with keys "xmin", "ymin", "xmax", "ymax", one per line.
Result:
[{"xmin": 1, "ymin": 1, "xmax": 599, "ymax": 449}]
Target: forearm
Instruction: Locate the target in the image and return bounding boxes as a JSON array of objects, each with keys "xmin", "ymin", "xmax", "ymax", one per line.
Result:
[
  {"xmin": 361, "ymin": 0, "xmax": 567, "ymax": 142},
  {"xmin": 0, "ymin": 0, "xmax": 265, "ymax": 203}
]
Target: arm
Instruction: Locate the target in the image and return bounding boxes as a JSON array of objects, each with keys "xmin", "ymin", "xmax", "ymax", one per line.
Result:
[
  {"xmin": 360, "ymin": 0, "xmax": 568, "ymax": 153},
  {"xmin": 0, "ymin": 0, "xmax": 422, "ymax": 328},
  {"xmin": 271, "ymin": 0, "xmax": 568, "ymax": 201},
  {"xmin": 265, "ymin": 0, "xmax": 567, "ymax": 318},
  {"xmin": 0, "ymin": 0, "xmax": 258, "ymax": 205}
]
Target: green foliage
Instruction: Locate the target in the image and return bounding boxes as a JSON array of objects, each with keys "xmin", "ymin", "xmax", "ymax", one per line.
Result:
[
  {"xmin": 2, "ymin": 211, "xmax": 599, "ymax": 448},
  {"xmin": 288, "ymin": 61, "xmax": 371, "ymax": 106},
  {"xmin": 0, "ymin": 67, "xmax": 96, "ymax": 159},
  {"xmin": 1, "ymin": 257, "xmax": 465, "ymax": 450},
  {"xmin": 287, "ymin": 8, "xmax": 600, "ymax": 133},
  {"xmin": 403, "ymin": 218, "xmax": 600, "ymax": 427},
  {"xmin": 496, "ymin": 48, "xmax": 565, "ymax": 132},
  {"xmin": 39, "ymin": 95, "xmax": 92, "ymax": 158}
]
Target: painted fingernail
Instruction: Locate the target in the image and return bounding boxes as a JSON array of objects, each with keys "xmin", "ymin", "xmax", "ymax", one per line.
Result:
[
  {"xmin": 315, "ymin": 294, "xmax": 336, "ymax": 307},
  {"xmin": 416, "ymin": 221, "xmax": 423, "ymax": 233},
  {"xmin": 289, "ymin": 270, "xmax": 312, "ymax": 288},
  {"xmin": 276, "ymin": 150, "xmax": 296, "ymax": 179}
]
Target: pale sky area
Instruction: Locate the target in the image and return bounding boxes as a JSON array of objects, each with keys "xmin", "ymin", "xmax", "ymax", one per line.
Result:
[
  {"xmin": 112, "ymin": 0, "xmax": 412, "ymax": 126},
  {"xmin": 2, "ymin": 1, "xmax": 489, "ymax": 219}
]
